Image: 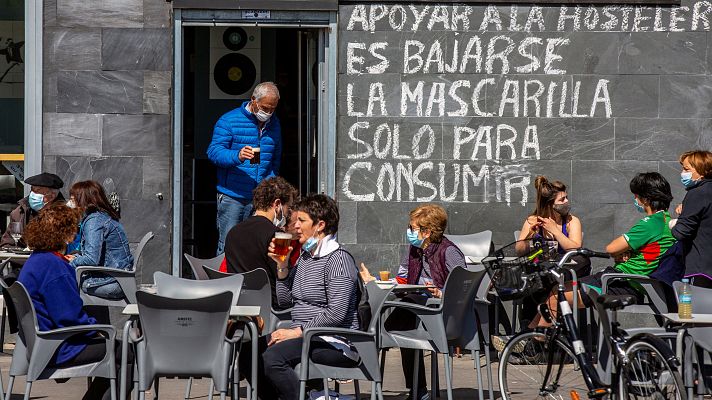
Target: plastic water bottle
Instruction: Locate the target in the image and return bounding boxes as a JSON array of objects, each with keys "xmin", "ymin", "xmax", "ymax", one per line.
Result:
[{"xmin": 678, "ymin": 278, "xmax": 693, "ymax": 319}]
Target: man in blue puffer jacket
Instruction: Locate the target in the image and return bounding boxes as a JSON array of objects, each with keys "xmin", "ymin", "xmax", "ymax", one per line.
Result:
[{"xmin": 207, "ymin": 82, "xmax": 282, "ymax": 254}]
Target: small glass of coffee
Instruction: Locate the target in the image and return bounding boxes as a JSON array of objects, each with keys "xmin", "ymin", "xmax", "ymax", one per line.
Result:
[
  {"xmin": 251, "ymin": 147, "xmax": 261, "ymax": 164},
  {"xmin": 379, "ymin": 271, "xmax": 391, "ymax": 281},
  {"xmin": 274, "ymin": 232, "xmax": 292, "ymax": 261}
]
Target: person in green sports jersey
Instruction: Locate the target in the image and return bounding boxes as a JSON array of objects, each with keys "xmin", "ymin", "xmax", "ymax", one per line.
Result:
[{"xmin": 528, "ymin": 172, "xmax": 675, "ymax": 330}]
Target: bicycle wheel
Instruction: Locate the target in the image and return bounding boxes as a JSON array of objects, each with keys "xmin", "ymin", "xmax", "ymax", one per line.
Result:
[
  {"xmin": 618, "ymin": 335, "xmax": 686, "ymax": 400},
  {"xmin": 499, "ymin": 331, "xmax": 587, "ymax": 400}
]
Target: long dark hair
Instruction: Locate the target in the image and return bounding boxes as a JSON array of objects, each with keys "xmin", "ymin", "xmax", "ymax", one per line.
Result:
[
  {"xmin": 532, "ymin": 175, "xmax": 567, "ymax": 220},
  {"xmin": 70, "ymin": 180, "xmax": 120, "ymax": 220}
]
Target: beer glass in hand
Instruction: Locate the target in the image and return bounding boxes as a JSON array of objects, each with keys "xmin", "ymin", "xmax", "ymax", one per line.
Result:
[
  {"xmin": 250, "ymin": 147, "xmax": 261, "ymax": 164},
  {"xmin": 273, "ymin": 232, "xmax": 292, "ymax": 262}
]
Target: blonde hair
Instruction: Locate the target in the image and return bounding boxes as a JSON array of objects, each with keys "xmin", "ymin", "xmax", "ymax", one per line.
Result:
[
  {"xmin": 680, "ymin": 150, "xmax": 712, "ymax": 179},
  {"xmin": 409, "ymin": 204, "xmax": 447, "ymax": 243}
]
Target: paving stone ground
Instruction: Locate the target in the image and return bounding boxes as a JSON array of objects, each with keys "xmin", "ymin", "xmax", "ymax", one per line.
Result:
[{"xmin": 0, "ymin": 347, "xmax": 521, "ymax": 399}]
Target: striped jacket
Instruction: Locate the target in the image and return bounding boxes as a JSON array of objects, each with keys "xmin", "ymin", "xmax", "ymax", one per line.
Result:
[{"xmin": 276, "ymin": 237, "xmax": 359, "ymax": 330}]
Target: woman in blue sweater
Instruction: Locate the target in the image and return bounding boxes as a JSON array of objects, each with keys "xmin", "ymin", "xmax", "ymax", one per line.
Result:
[
  {"xmin": 19, "ymin": 204, "xmax": 115, "ymax": 399},
  {"xmin": 66, "ymin": 180, "xmax": 133, "ymax": 299}
]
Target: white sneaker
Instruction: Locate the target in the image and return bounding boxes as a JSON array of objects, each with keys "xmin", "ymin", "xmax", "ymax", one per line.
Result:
[{"xmin": 308, "ymin": 389, "xmax": 356, "ymax": 400}]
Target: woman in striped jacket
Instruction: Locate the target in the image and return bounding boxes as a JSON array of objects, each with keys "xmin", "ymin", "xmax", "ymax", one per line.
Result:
[{"xmin": 244, "ymin": 194, "xmax": 360, "ymax": 400}]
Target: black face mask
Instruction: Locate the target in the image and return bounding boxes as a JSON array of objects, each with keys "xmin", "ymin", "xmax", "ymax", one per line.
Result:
[{"xmin": 553, "ymin": 203, "xmax": 571, "ymax": 216}]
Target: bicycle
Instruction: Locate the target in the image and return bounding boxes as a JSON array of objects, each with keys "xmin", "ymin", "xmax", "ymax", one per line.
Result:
[{"xmin": 494, "ymin": 247, "xmax": 686, "ymax": 400}]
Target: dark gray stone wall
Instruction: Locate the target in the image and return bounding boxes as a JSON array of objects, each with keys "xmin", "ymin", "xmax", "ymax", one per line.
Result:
[
  {"xmin": 42, "ymin": 0, "xmax": 172, "ymax": 282},
  {"xmin": 337, "ymin": 1, "xmax": 712, "ymax": 272}
]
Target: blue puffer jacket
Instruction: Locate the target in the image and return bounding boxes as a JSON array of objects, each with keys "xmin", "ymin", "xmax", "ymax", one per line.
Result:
[{"xmin": 207, "ymin": 101, "xmax": 282, "ymax": 200}]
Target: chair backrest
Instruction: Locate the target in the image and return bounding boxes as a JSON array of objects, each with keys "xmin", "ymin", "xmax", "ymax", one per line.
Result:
[
  {"xmin": 440, "ymin": 267, "xmax": 487, "ymax": 340},
  {"xmin": 235, "ymin": 268, "xmax": 272, "ymax": 326},
  {"xmin": 184, "ymin": 253, "xmax": 224, "ymax": 280},
  {"xmin": 364, "ymin": 281, "xmax": 394, "ymax": 334},
  {"xmin": 514, "ymin": 230, "xmax": 521, "ymax": 241},
  {"xmin": 445, "ymin": 231, "xmax": 493, "ymax": 262},
  {"xmin": 673, "ymin": 281, "xmax": 712, "ymax": 353},
  {"xmin": 153, "ymin": 271, "xmax": 244, "ymax": 305},
  {"xmin": 136, "ymin": 290, "xmax": 232, "ymax": 377},
  {"xmin": 133, "ymin": 232, "xmax": 155, "ymax": 270},
  {"xmin": 203, "ymin": 265, "xmax": 235, "ymax": 280},
  {"xmin": 4, "ymin": 282, "xmax": 40, "ymax": 357}
]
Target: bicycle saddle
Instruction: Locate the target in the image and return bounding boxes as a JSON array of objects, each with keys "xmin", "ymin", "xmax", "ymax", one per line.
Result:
[{"xmin": 596, "ymin": 294, "xmax": 637, "ymax": 310}]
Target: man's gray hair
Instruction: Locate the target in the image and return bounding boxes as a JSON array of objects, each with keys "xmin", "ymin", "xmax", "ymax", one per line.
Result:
[{"xmin": 252, "ymin": 82, "xmax": 280, "ymax": 101}]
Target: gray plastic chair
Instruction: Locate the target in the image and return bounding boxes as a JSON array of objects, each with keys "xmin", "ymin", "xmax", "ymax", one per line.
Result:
[
  {"xmin": 184, "ymin": 253, "xmax": 224, "ymax": 280},
  {"xmin": 131, "ymin": 291, "xmax": 237, "ymax": 400},
  {"xmin": 445, "ymin": 231, "xmax": 493, "ymax": 264},
  {"xmin": 296, "ymin": 281, "xmax": 394, "ymax": 400},
  {"xmin": 379, "ymin": 267, "xmax": 487, "ymax": 400},
  {"xmin": 673, "ymin": 281, "xmax": 712, "ymax": 398},
  {"xmin": 203, "ymin": 265, "xmax": 235, "ymax": 280},
  {"xmin": 73, "ymin": 231, "xmax": 154, "ymax": 307},
  {"xmin": 153, "ymin": 271, "xmax": 243, "ymax": 306},
  {"xmin": 3, "ymin": 282, "xmax": 117, "ymax": 400}
]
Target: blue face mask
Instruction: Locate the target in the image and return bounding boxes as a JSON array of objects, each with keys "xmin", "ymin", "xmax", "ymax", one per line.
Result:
[
  {"xmin": 634, "ymin": 197, "xmax": 645, "ymax": 213},
  {"xmin": 28, "ymin": 191, "xmax": 45, "ymax": 212},
  {"xmin": 681, "ymin": 172, "xmax": 697, "ymax": 188},
  {"xmin": 406, "ymin": 228, "xmax": 424, "ymax": 248},
  {"xmin": 303, "ymin": 233, "xmax": 319, "ymax": 253}
]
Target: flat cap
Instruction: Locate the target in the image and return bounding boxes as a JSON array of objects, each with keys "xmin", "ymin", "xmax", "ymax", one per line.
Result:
[{"xmin": 24, "ymin": 172, "xmax": 64, "ymax": 189}]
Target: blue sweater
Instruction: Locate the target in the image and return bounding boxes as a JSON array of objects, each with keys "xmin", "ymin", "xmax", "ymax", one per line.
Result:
[
  {"xmin": 18, "ymin": 251, "xmax": 96, "ymax": 365},
  {"xmin": 206, "ymin": 101, "xmax": 282, "ymax": 200}
]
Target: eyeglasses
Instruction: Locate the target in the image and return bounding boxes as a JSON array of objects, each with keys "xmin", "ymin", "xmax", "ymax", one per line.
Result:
[{"xmin": 407, "ymin": 225, "xmax": 420, "ymax": 232}]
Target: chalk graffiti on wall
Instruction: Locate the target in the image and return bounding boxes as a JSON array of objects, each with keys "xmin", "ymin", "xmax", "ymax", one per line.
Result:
[{"xmin": 339, "ymin": 2, "xmax": 712, "ymax": 206}]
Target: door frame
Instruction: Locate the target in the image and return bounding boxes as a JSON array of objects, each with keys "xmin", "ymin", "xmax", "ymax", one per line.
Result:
[{"xmin": 171, "ymin": 10, "xmax": 338, "ymax": 275}]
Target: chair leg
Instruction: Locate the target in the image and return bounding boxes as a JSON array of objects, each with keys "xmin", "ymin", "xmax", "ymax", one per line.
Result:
[
  {"xmin": 370, "ymin": 381, "xmax": 377, "ymax": 400},
  {"xmin": 0, "ymin": 306, "xmax": 6, "ymax": 353},
  {"xmin": 298, "ymin": 380, "xmax": 307, "ymax": 400},
  {"xmin": 353, "ymin": 380, "xmax": 360, "ymax": 398},
  {"xmin": 110, "ymin": 378, "xmax": 117, "ymax": 400},
  {"xmin": 323, "ymin": 378, "xmax": 329, "ymax": 399},
  {"xmin": 379, "ymin": 349, "xmax": 387, "ymax": 377},
  {"xmin": 154, "ymin": 379, "xmax": 159, "ymax": 400},
  {"xmin": 23, "ymin": 382, "xmax": 31, "ymax": 400},
  {"xmin": 208, "ymin": 379, "xmax": 214, "ymax": 400},
  {"xmin": 139, "ymin": 391, "xmax": 146, "ymax": 400},
  {"xmin": 431, "ymin": 352, "xmax": 438, "ymax": 400},
  {"xmin": 484, "ymin": 345, "xmax": 494, "ymax": 400},
  {"xmin": 5, "ymin": 376, "xmax": 13, "ymax": 399},
  {"xmin": 443, "ymin": 354, "xmax": 454, "ymax": 400},
  {"xmin": 184, "ymin": 378, "xmax": 192, "ymax": 400},
  {"xmin": 375, "ymin": 382, "xmax": 385, "ymax": 400},
  {"xmin": 474, "ymin": 350, "xmax": 484, "ymax": 400},
  {"xmin": 220, "ymin": 392, "xmax": 227, "ymax": 400},
  {"xmin": 412, "ymin": 349, "xmax": 421, "ymax": 400}
]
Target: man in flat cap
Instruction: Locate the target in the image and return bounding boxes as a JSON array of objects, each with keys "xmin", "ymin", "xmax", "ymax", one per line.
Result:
[{"xmin": 1, "ymin": 172, "xmax": 65, "ymax": 248}]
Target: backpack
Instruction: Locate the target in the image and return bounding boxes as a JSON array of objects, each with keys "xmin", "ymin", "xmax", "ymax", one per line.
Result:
[{"xmin": 650, "ymin": 241, "xmax": 685, "ymax": 287}]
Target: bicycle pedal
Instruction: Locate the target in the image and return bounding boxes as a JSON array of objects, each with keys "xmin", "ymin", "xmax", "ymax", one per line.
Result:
[{"xmin": 587, "ymin": 388, "xmax": 609, "ymax": 398}]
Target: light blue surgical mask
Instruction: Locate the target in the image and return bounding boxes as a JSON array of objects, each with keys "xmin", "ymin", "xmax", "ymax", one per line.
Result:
[
  {"xmin": 406, "ymin": 228, "xmax": 424, "ymax": 248},
  {"xmin": 634, "ymin": 197, "xmax": 645, "ymax": 213},
  {"xmin": 28, "ymin": 191, "xmax": 45, "ymax": 212},
  {"xmin": 303, "ymin": 233, "xmax": 319, "ymax": 253},
  {"xmin": 681, "ymin": 171, "xmax": 698, "ymax": 188}
]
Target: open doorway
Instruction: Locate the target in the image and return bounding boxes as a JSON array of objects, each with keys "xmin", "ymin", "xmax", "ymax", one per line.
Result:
[{"xmin": 181, "ymin": 26, "xmax": 322, "ymax": 261}]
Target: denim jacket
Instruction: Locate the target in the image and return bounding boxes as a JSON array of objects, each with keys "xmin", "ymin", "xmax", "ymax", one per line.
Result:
[{"xmin": 70, "ymin": 211, "xmax": 134, "ymax": 288}]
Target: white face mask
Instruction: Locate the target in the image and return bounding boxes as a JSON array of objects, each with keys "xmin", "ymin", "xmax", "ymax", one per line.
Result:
[
  {"xmin": 255, "ymin": 109, "xmax": 272, "ymax": 122},
  {"xmin": 66, "ymin": 199, "xmax": 76, "ymax": 209},
  {"xmin": 272, "ymin": 204, "xmax": 286, "ymax": 228}
]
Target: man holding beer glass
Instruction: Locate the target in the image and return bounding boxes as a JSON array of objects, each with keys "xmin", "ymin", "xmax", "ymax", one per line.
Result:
[
  {"xmin": 207, "ymin": 82, "xmax": 282, "ymax": 255},
  {"xmin": 224, "ymin": 176, "xmax": 297, "ymax": 309}
]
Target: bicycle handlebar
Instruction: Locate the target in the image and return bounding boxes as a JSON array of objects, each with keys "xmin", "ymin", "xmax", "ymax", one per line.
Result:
[{"xmin": 555, "ymin": 248, "xmax": 610, "ymax": 269}]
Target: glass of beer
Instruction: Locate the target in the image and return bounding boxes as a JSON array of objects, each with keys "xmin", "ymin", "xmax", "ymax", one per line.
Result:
[
  {"xmin": 251, "ymin": 147, "xmax": 261, "ymax": 164},
  {"xmin": 379, "ymin": 270, "xmax": 391, "ymax": 281},
  {"xmin": 274, "ymin": 232, "xmax": 292, "ymax": 261}
]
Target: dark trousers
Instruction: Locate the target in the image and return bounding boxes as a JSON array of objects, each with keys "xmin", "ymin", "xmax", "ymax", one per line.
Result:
[
  {"xmin": 384, "ymin": 293, "xmax": 429, "ymax": 391},
  {"xmin": 60, "ymin": 336, "xmax": 133, "ymax": 400},
  {"xmin": 239, "ymin": 333, "xmax": 357, "ymax": 400}
]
